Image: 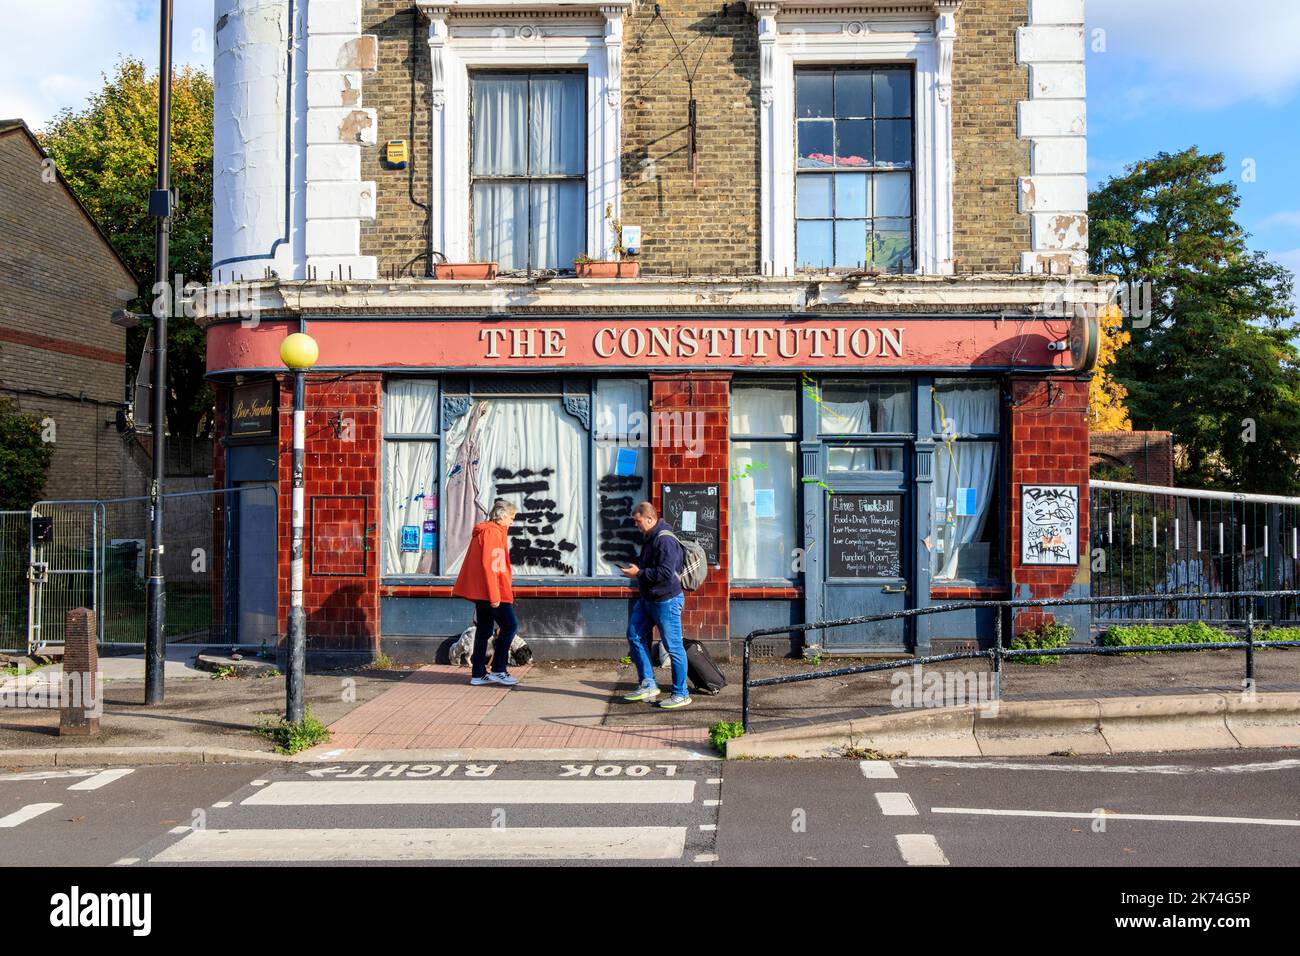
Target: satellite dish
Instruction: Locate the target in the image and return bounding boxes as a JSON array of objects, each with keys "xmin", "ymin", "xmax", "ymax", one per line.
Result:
[{"xmin": 1069, "ymin": 310, "xmax": 1100, "ymax": 372}]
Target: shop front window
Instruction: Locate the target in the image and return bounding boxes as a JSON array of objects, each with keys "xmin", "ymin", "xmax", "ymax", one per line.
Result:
[
  {"xmin": 730, "ymin": 381, "xmax": 799, "ymax": 581},
  {"xmin": 816, "ymin": 379, "xmax": 912, "ymax": 435},
  {"xmin": 384, "ymin": 377, "xmax": 649, "ymax": 580},
  {"xmin": 930, "ymin": 379, "xmax": 1002, "ymax": 583}
]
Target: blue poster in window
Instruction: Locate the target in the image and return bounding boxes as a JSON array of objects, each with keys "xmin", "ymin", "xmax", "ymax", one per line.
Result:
[
  {"xmin": 400, "ymin": 525, "xmax": 420, "ymax": 552},
  {"xmin": 614, "ymin": 447, "xmax": 639, "ymax": 476},
  {"xmin": 754, "ymin": 488, "xmax": 776, "ymax": 519},
  {"xmin": 956, "ymin": 487, "xmax": 977, "ymax": 517},
  {"xmin": 422, "ymin": 519, "xmax": 436, "ymax": 551}
]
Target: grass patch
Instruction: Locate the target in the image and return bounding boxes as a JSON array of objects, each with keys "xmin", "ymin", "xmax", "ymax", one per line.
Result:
[
  {"xmin": 365, "ymin": 651, "xmax": 396, "ymax": 671},
  {"xmin": 1009, "ymin": 621, "xmax": 1073, "ymax": 665},
  {"xmin": 256, "ymin": 709, "xmax": 331, "ymax": 755},
  {"xmin": 618, "ymin": 655, "xmax": 632, "ymax": 665},
  {"xmin": 841, "ymin": 746, "xmax": 907, "ymax": 760},
  {"xmin": 709, "ymin": 720, "xmax": 745, "ymax": 755},
  {"xmin": 1101, "ymin": 620, "xmax": 1231, "ymax": 653},
  {"xmin": 209, "ymin": 664, "xmax": 238, "ymax": 680}
]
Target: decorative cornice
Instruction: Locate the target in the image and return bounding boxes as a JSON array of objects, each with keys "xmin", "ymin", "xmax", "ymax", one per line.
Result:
[
  {"xmin": 745, "ymin": 0, "xmax": 960, "ymax": 16},
  {"xmin": 418, "ymin": 0, "xmax": 634, "ymax": 19}
]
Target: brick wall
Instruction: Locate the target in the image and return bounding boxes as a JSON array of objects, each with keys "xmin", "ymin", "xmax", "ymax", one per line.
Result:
[
  {"xmin": 0, "ymin": 127, "xmax": 138, "ymax": 504},
  {"xmin": 357, "ymin": 0, "xmax": 1029, "ymax": 277},
  {"xmin": 650, "ymin": 371, "xmax": 731, "ymax": 648},
  {"xmin": 1090, "ymin": 430, "xmax": 1174, "ymax": 486},
  {"xmin": 276, "ymin": 374, "xmax": 382, "ymax": 656},
  {"xmin": 951, "ymin": 0, "xmax": 1032, "ymax": 273},
  {"xmin": 1009, "ymin": 377, "xmax": 1090, "ymax": 636}
]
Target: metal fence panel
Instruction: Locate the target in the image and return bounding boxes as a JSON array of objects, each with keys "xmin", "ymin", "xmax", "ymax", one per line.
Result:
[{"xmin": 0, "ymin": 511, "xmax": 29, "ymax": 652}]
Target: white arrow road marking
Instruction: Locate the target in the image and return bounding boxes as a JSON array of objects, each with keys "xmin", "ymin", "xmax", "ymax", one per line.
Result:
[
  {"xmin": 67, "ymin": 769, "xmax": 134, "ymax": 791},
  {"xmin": 899, "ymin": 758, "xmax": 1300, "ymax": 775},
  {"xmin": 242, "ymin": 779, "xmax": 697, "ymax": 806},
  {"xmin": 875, "ymin": 792, "xmax": 919, "ymax": 816},
  {"xmin": 933, "ymin": 807, "xmax": 1300, "ymax": 827},
  {"xmin": 151, "ymin": 827, "xmax": 688, "ymax": 863},
  {"xmin": 896, "ymin": 834, "xmax": 949, "ymax": 866},
  {"xmin": 860, "ymin": 761, "xmax": 898, "ymax": 779},
  {"xmin": 0, "ymin": 803, "xmax": 62, "ymax": 827}
]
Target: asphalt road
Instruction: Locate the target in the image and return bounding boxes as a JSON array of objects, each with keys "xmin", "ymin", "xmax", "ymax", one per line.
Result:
[{"xmin": 2, "ymin": 750, "xmax": 1297, "ymax": 868}]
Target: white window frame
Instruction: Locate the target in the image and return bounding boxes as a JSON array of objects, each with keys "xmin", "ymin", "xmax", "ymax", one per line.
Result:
[
  {"xmin": 420, "ymin": 1, "xmax": 631, "ymax": 265},
  {"xmin": 751, "ymin": 1, "xmax": 959, "ymax": 277}
]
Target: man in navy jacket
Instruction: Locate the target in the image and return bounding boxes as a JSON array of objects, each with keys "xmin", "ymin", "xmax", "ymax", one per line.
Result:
[{"xmin": 620, "ymin": 501, "xmax": 691, "ymax": 708}]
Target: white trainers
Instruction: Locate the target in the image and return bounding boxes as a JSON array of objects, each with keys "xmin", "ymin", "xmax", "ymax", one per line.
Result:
[{"xmin": 486, "ymin": 671, "xmax": 519, "ymax": 686}]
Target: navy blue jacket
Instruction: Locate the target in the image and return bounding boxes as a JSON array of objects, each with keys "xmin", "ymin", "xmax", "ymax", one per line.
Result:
[{"xmin": 636, "ymin": 519, "xmax": 684, "ymax": 602}]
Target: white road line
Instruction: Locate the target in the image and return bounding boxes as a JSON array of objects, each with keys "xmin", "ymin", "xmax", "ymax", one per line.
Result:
[
  {"xmin": 703, "ymin": 798, "xmax": 721, "ymax": 806},
  {"xmin": 699, "ymin": 823, "xmax": 717, "ymax": 831},
  {"xmin": 706, "ymin": 778, "xmax": 723, "ymax": 785},
  {"xmin": 250, "ymin": 779, "xmax": 268, "ymax": 787},
  {"xmin": 168, "ymin": 826, "xmax": 191, "ymax": 835},
  {"xmin": 151, "ymin": 827, "xmax": 688, "ymax": 863},
  {"xmin": 860, "ymin": 761, "xmax": 898, "ymax": 779},
  {"xmin": 243, "ymin": 779, "xmax": 697, "ymax": 806},
  {"xmin": 896, "ymin": 834, "xmax": 949, "ymax": 866},
  {"xmin": 899, "ymin": 758, "xmax": 1300, "ymax": 776},
  {"xmin": 875, "ymin": 792, "xmax": 919, "ymax": 816},
  {"xmin": 67, "ymin": 768, "xmax": 135, "ymax": 791},
  {"xmin": 0, "ymin": 769, "xmax": 98, "ymax": 783},
  {"xmin": 112, "ymin": 858, "xmax": 140, "ymax": 867},
  {"xmin": 0, "ymin": 803, "xmax": 61, "ymax": 827},
  {"xmin": 694, "ymin": 853, "xmax": 719, "ymax": 863},
  {"xmin": 212, "ymin": 801, "xmax": 232, "ymax": 809},
  {"xmin": 932, "ymin": 807, "xmax": 1300, "ymax": 827}
]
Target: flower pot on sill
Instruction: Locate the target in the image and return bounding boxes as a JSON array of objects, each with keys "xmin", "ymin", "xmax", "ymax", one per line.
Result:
[
  {"xmin": 574, "ymin": 259, "xmax": 640, "ymax": 279},
  {"xmin": 433, "ymin": 261, "xmax": 497, "ymax": 280}
]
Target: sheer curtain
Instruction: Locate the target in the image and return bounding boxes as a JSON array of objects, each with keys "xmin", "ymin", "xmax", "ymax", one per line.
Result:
[
  {"xmin": 730, "ymin": 441, "xmax": 797, "ymax": 580},
  {"xmin": 818, "ymin": 381, "xmax": 910, "ymax": 470},
  {"xmin": 444, "ymin": 398, "xmax": 586, "ymax": 577},
  {"xmin": 932, "ymin": 382, "xmax": 1000, "ymax": 580},
  {"xmin": 383, "ymin": 381, "xmax": 438, "ymax": 576}
]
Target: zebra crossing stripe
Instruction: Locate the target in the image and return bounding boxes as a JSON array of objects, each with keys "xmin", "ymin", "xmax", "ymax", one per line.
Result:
[
  {"xmin": 0, "ymin": 803, "xmax": 61, "ymax": 827},
  {"xmin": 242, "ymin": 779, "xmax": 697, "ymax": 806},
  {"xmin": 151, "ymin": 827, "xmax": 689, "ymax": 862},
  {"xmin": 896, "ymin": 834, "xmax": 949, "ymax": 866},
  {"xmin": 67, "ymin": 769, "xmax": 135, "ymax": 791}
]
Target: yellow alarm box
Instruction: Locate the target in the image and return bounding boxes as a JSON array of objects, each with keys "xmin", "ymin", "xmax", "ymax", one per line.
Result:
[{"xmin": 384, "ymin": 140, "xmax": 409, "ymax": 169}]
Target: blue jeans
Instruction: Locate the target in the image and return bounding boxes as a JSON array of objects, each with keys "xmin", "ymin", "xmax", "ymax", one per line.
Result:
[{"xmin": 626, "ymin": 593, "xmax": 688, "ymax": 698}]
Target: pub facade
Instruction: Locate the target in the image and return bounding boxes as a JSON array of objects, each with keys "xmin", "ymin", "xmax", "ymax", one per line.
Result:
[{"xmin": 204, "ymin": 0, "xmax": 1109, "ymax": 662}]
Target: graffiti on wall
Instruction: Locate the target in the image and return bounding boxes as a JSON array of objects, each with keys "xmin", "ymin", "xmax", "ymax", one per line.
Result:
[{"xmin": 1021, "ymin": 484, "xmax": 1079, "ymax": 566}]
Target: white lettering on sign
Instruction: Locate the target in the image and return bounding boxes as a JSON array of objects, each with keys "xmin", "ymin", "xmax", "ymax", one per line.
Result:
[{"xmin": 571, "ymin": 326, "xmax": 906, "ymax": 362}]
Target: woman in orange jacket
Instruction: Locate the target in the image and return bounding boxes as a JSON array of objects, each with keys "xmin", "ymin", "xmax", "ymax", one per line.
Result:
[{"xmin": 452, "ymin": 498, "xmax": 520, "ymax": 686}]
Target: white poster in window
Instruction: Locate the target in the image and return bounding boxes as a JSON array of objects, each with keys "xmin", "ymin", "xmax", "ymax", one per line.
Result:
[
  {"xmin": 680, "ymin": 510, "xmax": 697, "ymax": 532},
  {"xmin": 1021, "ymin": 485, "xmax": 1079, "ymax": 565}
]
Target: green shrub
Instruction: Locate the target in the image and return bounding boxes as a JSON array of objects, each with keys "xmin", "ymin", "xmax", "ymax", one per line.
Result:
[
  {"xmin": 1102, "ymin": 620, "xmax": 1228, "ymax": 651},
  {"xmin": 256, "ymin": 709, "xmax": 331, "ymax": 755},
  {"xmin": 709, "ymin": 720, "xmax": 745, "ymax": 755},
  {"xmin": 1009, "ymin": 621, "xmax": 1073, "ymax": 665},
  {"xmin": 1260, "ymin": 627, "xmax": 1300, "ymax": 645}
]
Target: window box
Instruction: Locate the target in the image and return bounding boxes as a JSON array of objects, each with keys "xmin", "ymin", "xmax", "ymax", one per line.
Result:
[
  {"xmin": 433, "ymin": 261, "xmax": 498, "ymax": 280},
  {"xmin": 574, "ymin": 259, "xmax": 640, "ymax": 279}
]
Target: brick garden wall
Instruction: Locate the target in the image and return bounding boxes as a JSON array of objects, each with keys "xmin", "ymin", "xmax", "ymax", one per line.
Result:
[{"xmin": 1090, "ymin": 430, "xmax": 1174, "ymax": 486}]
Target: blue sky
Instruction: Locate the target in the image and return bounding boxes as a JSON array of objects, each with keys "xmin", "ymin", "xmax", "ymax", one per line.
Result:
[{"xmin": 1, "ymin": 0, "xmax": 1297, "ymax": 295}]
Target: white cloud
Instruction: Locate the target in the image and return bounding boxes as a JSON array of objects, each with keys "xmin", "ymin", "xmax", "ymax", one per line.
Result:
[
  {"xmin": 0, "ymin": 0, "xmax": 214, "ymax": 131},
  {"xmin": 1088, "ymin": 0, "xmax": 1300, "ymax": 110},
  {"xmin": 1260, "ymin": 211, "xmax": 1300, "ymax": 231}
]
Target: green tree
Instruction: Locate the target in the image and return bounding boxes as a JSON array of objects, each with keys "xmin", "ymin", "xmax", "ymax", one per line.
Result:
[
  {"xmin": 39, "ymin": 57, "xmax": 214, "ymax": 438},
  {"xmin": 1089, "ymin": 148, "xmax": 1300, "ymax": 494},
  {"xmin": 0, "ymin": 400, "xmax": 54, "ymax": 509}
]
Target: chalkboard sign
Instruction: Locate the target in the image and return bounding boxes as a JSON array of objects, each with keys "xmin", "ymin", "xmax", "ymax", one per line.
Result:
[
  {"xmin": 828, "ymin": 493, "xmax": 903, "ymax": 578},
  {"xmin": 661, "ymin": 483, "xmax": 721, "ymax": 567}
]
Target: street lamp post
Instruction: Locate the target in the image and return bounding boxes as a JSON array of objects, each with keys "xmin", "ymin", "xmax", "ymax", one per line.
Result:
[{"xmin": 280, "ymin": 332, "xmax": 318, "ymax": 723}]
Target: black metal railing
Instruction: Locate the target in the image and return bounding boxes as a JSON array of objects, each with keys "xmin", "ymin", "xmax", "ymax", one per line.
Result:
[{"xmin": 740, "ymin": 589, "xmax": 1300, "ymax": 732}]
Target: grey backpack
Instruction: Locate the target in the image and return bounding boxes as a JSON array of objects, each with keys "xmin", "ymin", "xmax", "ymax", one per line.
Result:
[{"xmin": 656, "ymin": 530, "xmax": 708, "ymax": 592}]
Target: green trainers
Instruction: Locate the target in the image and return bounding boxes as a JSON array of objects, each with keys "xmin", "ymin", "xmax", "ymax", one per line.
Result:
[
  {"xmin": 657, "ymin": 694, "xmax": 693, "ymax": 710},
  {"xmin": 623, "ymin": 683, "xmax": 660, "ymax": 702}
]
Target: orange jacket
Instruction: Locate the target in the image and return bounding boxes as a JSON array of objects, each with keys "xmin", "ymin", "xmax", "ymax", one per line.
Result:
[{"xmin": 452, "ymin": 520, "xmax": 514, "ymax": 605}]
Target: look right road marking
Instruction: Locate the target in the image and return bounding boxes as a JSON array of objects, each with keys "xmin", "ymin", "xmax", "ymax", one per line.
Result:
[
  {"xmin": 243, "ymin": 779, "xmax": 697, "ymax": 806},
  {"xmin": 896, "ymin": 834, "xmax": 949, "ymax": 866}
]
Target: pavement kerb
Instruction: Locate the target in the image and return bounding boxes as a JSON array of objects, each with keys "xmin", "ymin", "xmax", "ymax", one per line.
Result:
[
  {"xmin": 725, "ymin": 692, "xmax": 1300, "ymax": 759},
  {"xmin": 0, "ymin": 745, "xmax": 716, "ymax": 769}
]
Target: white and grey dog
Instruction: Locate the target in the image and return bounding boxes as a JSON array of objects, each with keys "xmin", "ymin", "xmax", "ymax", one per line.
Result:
[{"xmin": 448, "ymin": 624, "xmax": 533, "ymax": 667}]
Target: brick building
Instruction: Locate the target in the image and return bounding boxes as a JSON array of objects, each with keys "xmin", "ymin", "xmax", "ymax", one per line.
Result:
[
  {"xmin": 0, "ymin": 119, "xmax": 138, "ymax": 504},
  {"xmin": 203, "ymin": 0, "xmax": 1111, "ymax": 663}
]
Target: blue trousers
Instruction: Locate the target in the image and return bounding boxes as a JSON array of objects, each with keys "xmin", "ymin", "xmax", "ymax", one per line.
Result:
[{"xmin": 626, "ymin": 593, "xmax": 688, "ymax": 698}]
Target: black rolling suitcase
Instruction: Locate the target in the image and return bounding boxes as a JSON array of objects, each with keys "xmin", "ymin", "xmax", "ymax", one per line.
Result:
[{"xmin": 683, "ymin": 639, "xmax": 727, "ymax": 695}]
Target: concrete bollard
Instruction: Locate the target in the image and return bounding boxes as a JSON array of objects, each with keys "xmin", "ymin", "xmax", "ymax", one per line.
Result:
[{"xmin": 59, "ymin": 607, "xmax": 100, "ymax": 737}]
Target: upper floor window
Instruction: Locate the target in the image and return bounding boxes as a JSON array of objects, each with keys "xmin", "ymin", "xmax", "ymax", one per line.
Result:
[
  {"xmin": 470, "ymin": 71, "xmax": 587, "ymax": 272},
  {"xmin": 794, "ymin": 67, "xmax": 914, "ymax": 272}
]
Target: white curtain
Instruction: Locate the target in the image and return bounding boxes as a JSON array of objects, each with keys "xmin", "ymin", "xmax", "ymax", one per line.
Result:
[
  {"xmin": 530, "ymin": 181, "xmax": 585, "ymax": 271},
  {"xmin": 931, "ymin": 381, "xmax": 1000, "ymax": 580},
  {"xmin": 731, "ymin": 385, "xmax": 796, "ymax": 435},
  {"xmin": 529, "ymin": 75, "xmax": 584, "ymax": 175},
  {"xmin": 473, "ymin": 183, "xmax": 527, "ymax": 270},
  {"xmin": 444, "ymin": 398, "xmax": 586, "ymax": 577},
  {"xmin": 383, "ymin": 381, "xmax": 438, "ymax": 576},
  {"xmin": 730, "ymin": 441, "xmax": 797, "ymax": 580},
  {"xmin": 472, "ymin": 77, "xmax": 526, "ymax": 176},
  {"xmin": 819, "ymin": 382, "xmax": 909, "ymax": 470}
]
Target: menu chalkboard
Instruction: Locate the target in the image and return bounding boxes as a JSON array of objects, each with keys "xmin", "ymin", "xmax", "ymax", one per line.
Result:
[
  {"xmin": 829, "ymin": 493, "xmax": 903, "ymax": 578},
  {"xmin": 661, "ymin": 483, "xmax": 721, "ymax": 566}
]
